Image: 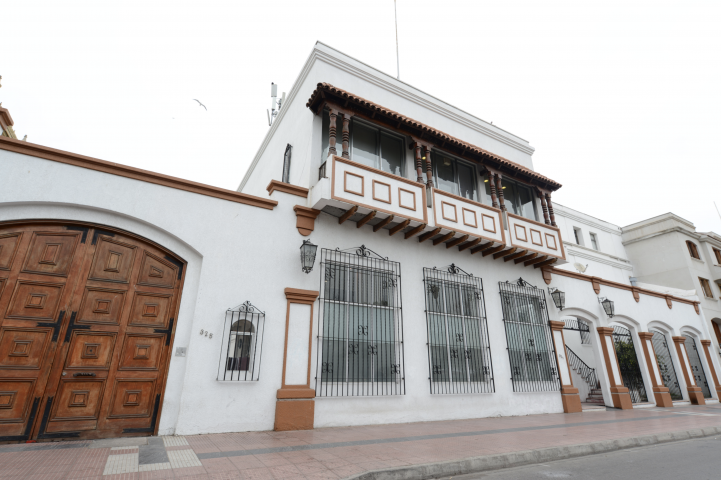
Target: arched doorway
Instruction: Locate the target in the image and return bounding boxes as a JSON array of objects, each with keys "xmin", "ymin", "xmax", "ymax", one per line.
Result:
[
  {"xmin": 0, "ymin": 221, "xmax": 186, "ymax": 441},
  {"xmin": 610, "ymin": 325, "xmax": 648, "ymax": 403}
]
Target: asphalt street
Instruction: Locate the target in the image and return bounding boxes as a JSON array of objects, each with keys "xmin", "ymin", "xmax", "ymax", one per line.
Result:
[{"xmin": 443, "ymin": 436, "xmax": 721, "ymax": 479}]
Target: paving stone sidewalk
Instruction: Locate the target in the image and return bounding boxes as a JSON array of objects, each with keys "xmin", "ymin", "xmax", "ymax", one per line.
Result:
[{"xmin": 1, "ymin": 404, "xmax": 721, "ymax": 480}]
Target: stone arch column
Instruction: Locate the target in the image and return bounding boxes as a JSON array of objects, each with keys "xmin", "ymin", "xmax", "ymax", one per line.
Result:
[
  {"xmin": 638, "ymin": 332, "xmax": 673, "ymax": 407},
  {"xmin": 672, "ymin": 336, "xmax": 706, "ymax": 405},
  {"xmin": 596, "ymin": 327, "xmax": 632, "ymax": 409}
]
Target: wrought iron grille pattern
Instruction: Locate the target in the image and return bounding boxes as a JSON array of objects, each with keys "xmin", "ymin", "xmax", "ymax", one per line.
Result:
[
  {"xmin": 499, "ymin": 279, "xmax": 560, "ymax": 392},
  {"xmin": 651, "ymin": 330, "xmax": 683, "ymax": 400},
  {"xmin": 318, "ymin": 161, "xmax": 327, "ymax": 180},
  {"xmin": 565, "ymin": 345, "xmax": 599, "ymax": 390},
  {"xmin": 611, "ymin": 325, "xmax": 648, "ymax": 403},
  {"xmin": 563, "ymin": 317, "xmax": 591, "ymax": 344},
  {"xmin": 684, "ymin": 337, "xmax": 711, "ymax": 398},
  {"xmin": 423, "ymin": 265, "xmax": 494, "ymax": 394},
  {"xmin": 217, "ymin": 301, "xmax": 265, "ymax": 381},
  {"xmin": 316, "ymin": 246, "xmax": 405, "ymax": 396}
]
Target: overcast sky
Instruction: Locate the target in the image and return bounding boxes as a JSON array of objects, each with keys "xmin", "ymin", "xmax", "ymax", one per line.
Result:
[{"xmin": 3, "ymin": 1, "xmax": 720, "ymax": 233}]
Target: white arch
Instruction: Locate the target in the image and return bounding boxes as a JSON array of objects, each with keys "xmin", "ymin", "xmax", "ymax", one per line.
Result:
[
  {"xmin": 608, "ymin": 314, "xmax": 641, "ymax": 332},
  {"xmin": 647, "ymin": 320, "xmax": 676, "ymax": 336}
]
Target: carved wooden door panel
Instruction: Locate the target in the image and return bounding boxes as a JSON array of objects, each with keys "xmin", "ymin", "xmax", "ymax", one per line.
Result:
[{"xmin": 0, "ymin": 222, "xmax": 185, "ymax": 442}]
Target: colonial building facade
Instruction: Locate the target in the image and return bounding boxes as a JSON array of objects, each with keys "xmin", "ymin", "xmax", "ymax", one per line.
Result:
[{"xmin": 0, "ymin": 43, "xmax": 719, "ymax": 442}]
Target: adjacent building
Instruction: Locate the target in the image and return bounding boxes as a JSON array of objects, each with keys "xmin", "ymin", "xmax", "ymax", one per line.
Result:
[{"xmin": 0, "ymin": 42, "xmax": 719, "ymax": 443}]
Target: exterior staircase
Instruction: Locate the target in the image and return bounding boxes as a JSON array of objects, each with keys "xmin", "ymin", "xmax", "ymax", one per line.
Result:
[
  {"xmin": 565, "ymin": 345, "xmax": 603, "ymax": 406},
  {"xmin": 585, "ymin": 387, "xmax": 605, "ymax": 405}
]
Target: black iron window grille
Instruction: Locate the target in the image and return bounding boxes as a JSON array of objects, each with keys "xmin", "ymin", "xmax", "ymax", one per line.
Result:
[
  {"xmin": 684, "ymin": 336, "xmax": 712, "ymax": 398},
  {"xmin": 499, "ymin": 278, "xmax": 560, "ymax": 392},
  {"xmin": 563, "ymin": 317, "xmax": 591, "ymax": 344},
  {"xmin": 282, "ymin": 144, "xmax": 292, "ymax": 183},
  {"xmin": 423, "ymin": 264, "xmax": 494, "ymax": 394},
  {"xmin": 611, "ymin": 325, "xmax": 648, "ymax": 403},
  {"xmin": 217, "ymin": 301, "xmax": 265, "ymax": 381},
  {"xmin": 318, "ymin": 161, "xmax": 327, "ymax": 180},
  {"xmin": 316, "ymin": 246, "xmax": 405, "ymax": 396},
  {"xmin": 651, "ymin": 330, "xmax": 683, "ymax": 401}
]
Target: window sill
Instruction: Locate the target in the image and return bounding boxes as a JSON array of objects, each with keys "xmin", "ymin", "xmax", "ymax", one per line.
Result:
[{"xmin": 690, "ymin": 257, "xmax": 705, "ymax": 264}]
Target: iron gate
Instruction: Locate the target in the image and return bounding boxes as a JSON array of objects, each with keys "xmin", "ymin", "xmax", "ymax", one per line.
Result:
[
  {"xmin": 423, "ymin": 264, "xmax": 494, "ymax": 394},
  {"xmin": 563, "ymin": 317, "xmax": 591, "ymax": 344},
  {"xmin": 684, "ymin": 337, "xmax": 711, "ymax": 398},
  {"xmin": 611, "ymin": 326, "xmax": 648, "ymax": 403},
  {"xmin": 651, "ymin": 330, "xmax": 683, "ymax": 401},
  {"xmin": 499, "ymin": 278, "xmax": 560, "ymax": 392}
]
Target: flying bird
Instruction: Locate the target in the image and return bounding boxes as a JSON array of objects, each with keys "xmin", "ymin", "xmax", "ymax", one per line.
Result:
[{"xmin": 193, "ymin": 99, "xmax": 207, "ymax": 111}]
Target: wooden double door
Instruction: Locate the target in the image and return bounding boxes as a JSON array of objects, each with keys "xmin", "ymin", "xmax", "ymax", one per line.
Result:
[{"xmin": 0, "ymin": 222, "xmax": 185, "ymax": 442}]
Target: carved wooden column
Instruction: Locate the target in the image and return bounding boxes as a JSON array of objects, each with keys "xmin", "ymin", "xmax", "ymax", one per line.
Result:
[
  {"xmin": 488, "ymin": 172, "xmax": 499, "ymax": 208},
  {"xmin": 341, "ymin": 114, "xmax": 350, "ymax": 159},
  {"xmin": 328, "ymin": 108, "xmax": 337, "ymax": 157},
  {"xmin": 638, "ymin": 332, "xmax": 673, "ymax": 407},
  {"xmin": 495, "ymin": 173, "xmax": 506, "ymax": 212},
  {"xmin": 549, "ymin": 321, "xmax": 582, "ymax": 413},
  {"xmin": 414, "ymin": 145, "xmax": 424, "ymax": 183},
  {"xmin": 545, "ymin": 193, "xmax": 557, "ymax": 227},
  {"xmin": 275, "ymin": 288, "xmax": 320, "ymax": 431},
  {"xmin": 597, "ymin": 327, "xmax": 633, "ymax": 409},
  {"xmin": 700, "ymin": 340, "xmax": 721, "ymax": 397},
  {"xmin": 672, "ymin": 336, "xmax": 706, "ymax": 405},
  {"xmin": 539, "ymin": 192, "xmax": 550, "ymax": 225},
  {"xmin": 424, "ymin": 146, "xmax": 434, "ymax": 188}
]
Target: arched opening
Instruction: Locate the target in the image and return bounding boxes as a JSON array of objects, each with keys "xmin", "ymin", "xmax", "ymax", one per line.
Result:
[
  {"xmin": 561, "ymin": 313, "xmax": 602, "ymax": 407},
  {"xmin": 610, "ymin": 324, "xmax": 648, "ymax": 403},
  {"xmin": 711, "ymin": 319, "xmax": 721, "ymax": 348},
  {"xmin": 682, "ymin": 332, "xmax": 712, "ymax": 399},
  {"xmin": 650, "ymin": 329, "xmax": 683, "ymax": 400},
  {"xmin": 228, "ymin": 319, "xmax": 255, "ymax": 371}
]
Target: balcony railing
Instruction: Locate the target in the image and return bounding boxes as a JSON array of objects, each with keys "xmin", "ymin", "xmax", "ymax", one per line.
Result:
[{"xmin": 310, "ymin": 155, "xmax": 566, "ymax": 265}]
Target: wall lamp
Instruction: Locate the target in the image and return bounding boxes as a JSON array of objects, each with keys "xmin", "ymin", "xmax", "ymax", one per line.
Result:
[
  {"xmin": 598, "ymin": 297, "xmax": 615, "ymax": 318},
  {"xmin": 300, "ymin": 239, "xmax": 318, "ymax": 274},
  {"xmin": 548, "ymin": 287, "xmax": 565, "ymax": 310}
]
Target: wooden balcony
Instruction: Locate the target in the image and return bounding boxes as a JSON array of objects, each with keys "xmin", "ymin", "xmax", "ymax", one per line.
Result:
[
  {"xmin": 507, "ymin": 213, "xmax": 565, "ymax": 261},
  {"xmin": 431, "ymin": 189, "xmax": 505, "ymax": 246}
]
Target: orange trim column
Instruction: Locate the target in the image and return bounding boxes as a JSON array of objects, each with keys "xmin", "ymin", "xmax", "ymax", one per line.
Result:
[
  {"xmin": 700, "ymin": 340, "xmax": 721, "ymax": 397},
  {"xmin": 274, "ymin": 288, "xmax": 320, "ymax": 431},
  {"xmin": 638, "ymin": 332, "xmax": 673, "ymax": 407},
  {"xmin": 596, "ymin": 327, "xmax": 632, "ymax": 409},
  {"xmin": 549, "ymin": 321, "xmax": 582, "ymax": 413},
  {"xmin": 672, "ymin": 336, "xmax": 706, "ymax": 405}
]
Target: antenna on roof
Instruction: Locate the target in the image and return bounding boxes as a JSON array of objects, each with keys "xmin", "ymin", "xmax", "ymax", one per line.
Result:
[
  {"xmin": 267, "ymin": 82, "xmax": 286, "ymax": 126},
  {"xmin": 394, "ymin": 0, "xmax": 400, "ymax": 80}
]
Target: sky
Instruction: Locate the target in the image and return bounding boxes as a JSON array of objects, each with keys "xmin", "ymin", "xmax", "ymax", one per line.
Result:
[{"xmin": 3, "ymin": 0, "xmax": 721, "ymax": 233}]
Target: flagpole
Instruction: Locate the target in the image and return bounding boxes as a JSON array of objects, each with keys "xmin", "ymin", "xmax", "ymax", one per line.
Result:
[{"xmin": 394, "ymin": 0, "xmax": 400, "ymax": 80}]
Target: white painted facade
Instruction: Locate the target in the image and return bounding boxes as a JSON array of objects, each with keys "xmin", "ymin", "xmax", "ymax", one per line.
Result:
[{"xmin": 1, "ymin": 43, "xmax": 719, "ymax": 438}]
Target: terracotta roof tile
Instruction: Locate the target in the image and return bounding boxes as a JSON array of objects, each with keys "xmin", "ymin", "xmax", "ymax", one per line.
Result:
[{"xmin": 307, "ymin": 82, "xmax": 562, "ymax": 190}]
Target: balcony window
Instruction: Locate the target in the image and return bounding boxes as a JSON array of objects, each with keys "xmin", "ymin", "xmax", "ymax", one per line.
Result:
[
  {"xmin": 713, "ymin": 247, "xmax": 721, "ymax": 264},
  {"xmin": 687, "ymin": 241, "xmax": 701, "ymax": 259},
  {"xmin": 484, "ymin": 177, "xmax": 537, "ymax": 221},
  {"xmin": 321, "ymin": 111, "xmax": 405, "ymax": 177},
  {"xmin": 590, "ymin": 232, "xmax": 600, "ymax": 251},
  {"xmin": 699, "ymin": 277, "xmax": 714, "ymax": 298},
  {"xmin": 573, "ymin": 227, "xmax": 584, "ymax": 246},
  {"xmin": 432, "ymin": 151, "xmax": 477, "ymax": 201}
]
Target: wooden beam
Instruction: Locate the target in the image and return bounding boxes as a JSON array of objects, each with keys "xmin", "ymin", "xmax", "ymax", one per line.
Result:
[
  {"xmin": 373, "ymin": 214, "xmax": 394, "ymax": 232},
  {"xmin": 514, "ymin": 252, "xmax": 537, "ymax": 264},
  {"xmin": 446, "ymin": 234, "xmax": 469, "ymax": 249},
  {"xmin": 524, "ymin": 255, "xmax": 548, "ymax": 267},
  {"xmin": 356, "ymin": 210, "xmax": 377, "ymax": 228},
  {"xmin": 433, "ymin": 231, "xmax": 455, "ymax": 246},
  {"xmin": 458, "ymin": 238, "xmax": 481, "ymax": 252},
  {"xmin": 534, "ymin": 258, "xmax": 558, "ymax": 269},
  {"xmin": 504, "ymin": 250, "xmax": 527, "ymax": 262},
  {"xmin": 482, "ymin": 244, "xmax": 506, "ymax": 257},
  {"xmin": 338, "ymin": 205, "xmax": 358, "ymax": 224},
  {"xmin": 389, "ymin": 219, "xmax": 410, "ymax": 236},
  {"xmin": 470, "ymin": 242, "xmax": 494, "ymax": 255},
  {"xmin": 493, "ymin": 247, "xmax": 517, "ymax": 260},
  {"xmin": 404, "ymin": 223, "xmax": 427, "ymax": 240},
  {"xmin": 418, "ymin": 228, "xmax": 441, "ymax": 243}
]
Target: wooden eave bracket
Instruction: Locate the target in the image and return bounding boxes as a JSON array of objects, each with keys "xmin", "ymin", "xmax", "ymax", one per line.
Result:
[
  {"xmin": 373, "ymin": 214, "xmax": 394, "ymax": 232},
  {"xmin": 389, "ymin": 219, "xmax": 410, "ymax": 236},
  {"xmin": 338, "ymin": 205, "xmax": 358, "ymax": 224},
  {"xmin": 446, "ymin": 234, "xmax": 469, "ymax": 249},
  {"xmin": 493, "ymin": 247, "xmax": 517, "ymax": 260},
  {"xmin": 404, "ymin": 223, "xmax": 427, "ymax": 240},
  {"xmin": 293, "ymin": 206, "xmax": 321, "ymax": 237},
  {"xmin": 267, "ymin": 180, "xmax": 309, "ymax": 198},
  {"xmin": 458, "ymin": 238, "xmax": 482, "ymax": 252},
  {"xmin": 482, "ymin": 244, "xmax": 505, "ymax": 257}
]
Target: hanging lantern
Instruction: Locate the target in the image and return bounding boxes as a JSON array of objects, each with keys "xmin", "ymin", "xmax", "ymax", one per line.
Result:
[
  {"xmin": 599, "ymin": 297, "xmax": 615, "ymax": 318},
  {"xmin": 299, "ymin": 239, "xmax": 318, "ymax": 274},
  {"xmin": 548, "ymin": 287, "xmax": 565, "ymax": 310}
]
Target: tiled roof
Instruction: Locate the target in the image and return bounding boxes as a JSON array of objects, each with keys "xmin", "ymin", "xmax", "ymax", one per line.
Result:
[{"xmin": 307, "ymin": 82, "xmax": 562, "ymax": 191}]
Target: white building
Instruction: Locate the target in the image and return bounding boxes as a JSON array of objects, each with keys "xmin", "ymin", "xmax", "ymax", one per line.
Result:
[{"xmin": 0, "ymin": 43, "xmax": 718, "ymax": 442}]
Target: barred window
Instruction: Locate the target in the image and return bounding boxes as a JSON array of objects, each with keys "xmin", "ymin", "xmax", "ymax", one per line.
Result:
[
  {"xmin": 217, "ymin": 302, "xmax": 265, "ymax": 381},
  {"xmin": 316, "ymin": 246, "xmax": 404, "ymax": 396},
  {"xmin": 423, "ymin": 265, "xmax": 494, "ymax": 394},
  {"xmin": 499, "ymin": 279, "xmax": 560, "ymax": 392}
]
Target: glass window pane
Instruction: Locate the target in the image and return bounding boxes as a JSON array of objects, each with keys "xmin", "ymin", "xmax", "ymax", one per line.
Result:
[
  {"xmin": 500, "ymin": 179, "xmax": 518, "ymax": 214},
  {"xmin": 457, "ymin": 163, "xmax": 476, "ymax": 200},
  {"xmin": 434, "ymin": 153, "xmax": 457, "ymax": 195},
  {"xmin": 352, "ymin": 122, "xmax": 378, "ymax": 168},
  {"xmin": 380, "ymin": 133, "xmax": 403, "ymax": 177},
  {"xmin": 517, "ymin": 185, "xmax": 535, "ymax": 220}
]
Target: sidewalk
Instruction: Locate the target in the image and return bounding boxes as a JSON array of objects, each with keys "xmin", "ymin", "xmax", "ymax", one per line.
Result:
[{"xmin": 1, "ymin": 404, "xmax": 720, "ymax": 480}]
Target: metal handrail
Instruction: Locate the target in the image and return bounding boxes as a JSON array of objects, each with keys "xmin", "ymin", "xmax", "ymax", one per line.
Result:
[{"xmin": 565, "ymin": 345, "xmax": 599, "ymax": 389}]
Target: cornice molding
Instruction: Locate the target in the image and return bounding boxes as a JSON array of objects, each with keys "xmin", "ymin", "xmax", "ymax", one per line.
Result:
[
  {"xmin": 622, "ymin": 226, "xmax": 711, "ymax": 246},
  {"xmin": 267, "ymin": 180, "xmax": 309, "ymax": 198},
  {"xmin": 622, "ymin": 214, "xmax": 696, "ymax": 235},
  {"xmin": 284, "ymin": 287, "xmax": 320, "ymax": 304},
  {"xmin": 555, "ymin": 209, "xmax": 621, "ymax": 236},
  {"xmin": 563, "ymin": 244, "xmax": 634, "ymax": 271},
  {"xmin": 0, "ymin": 136, "xmax": 278, "ymax": 210}
]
